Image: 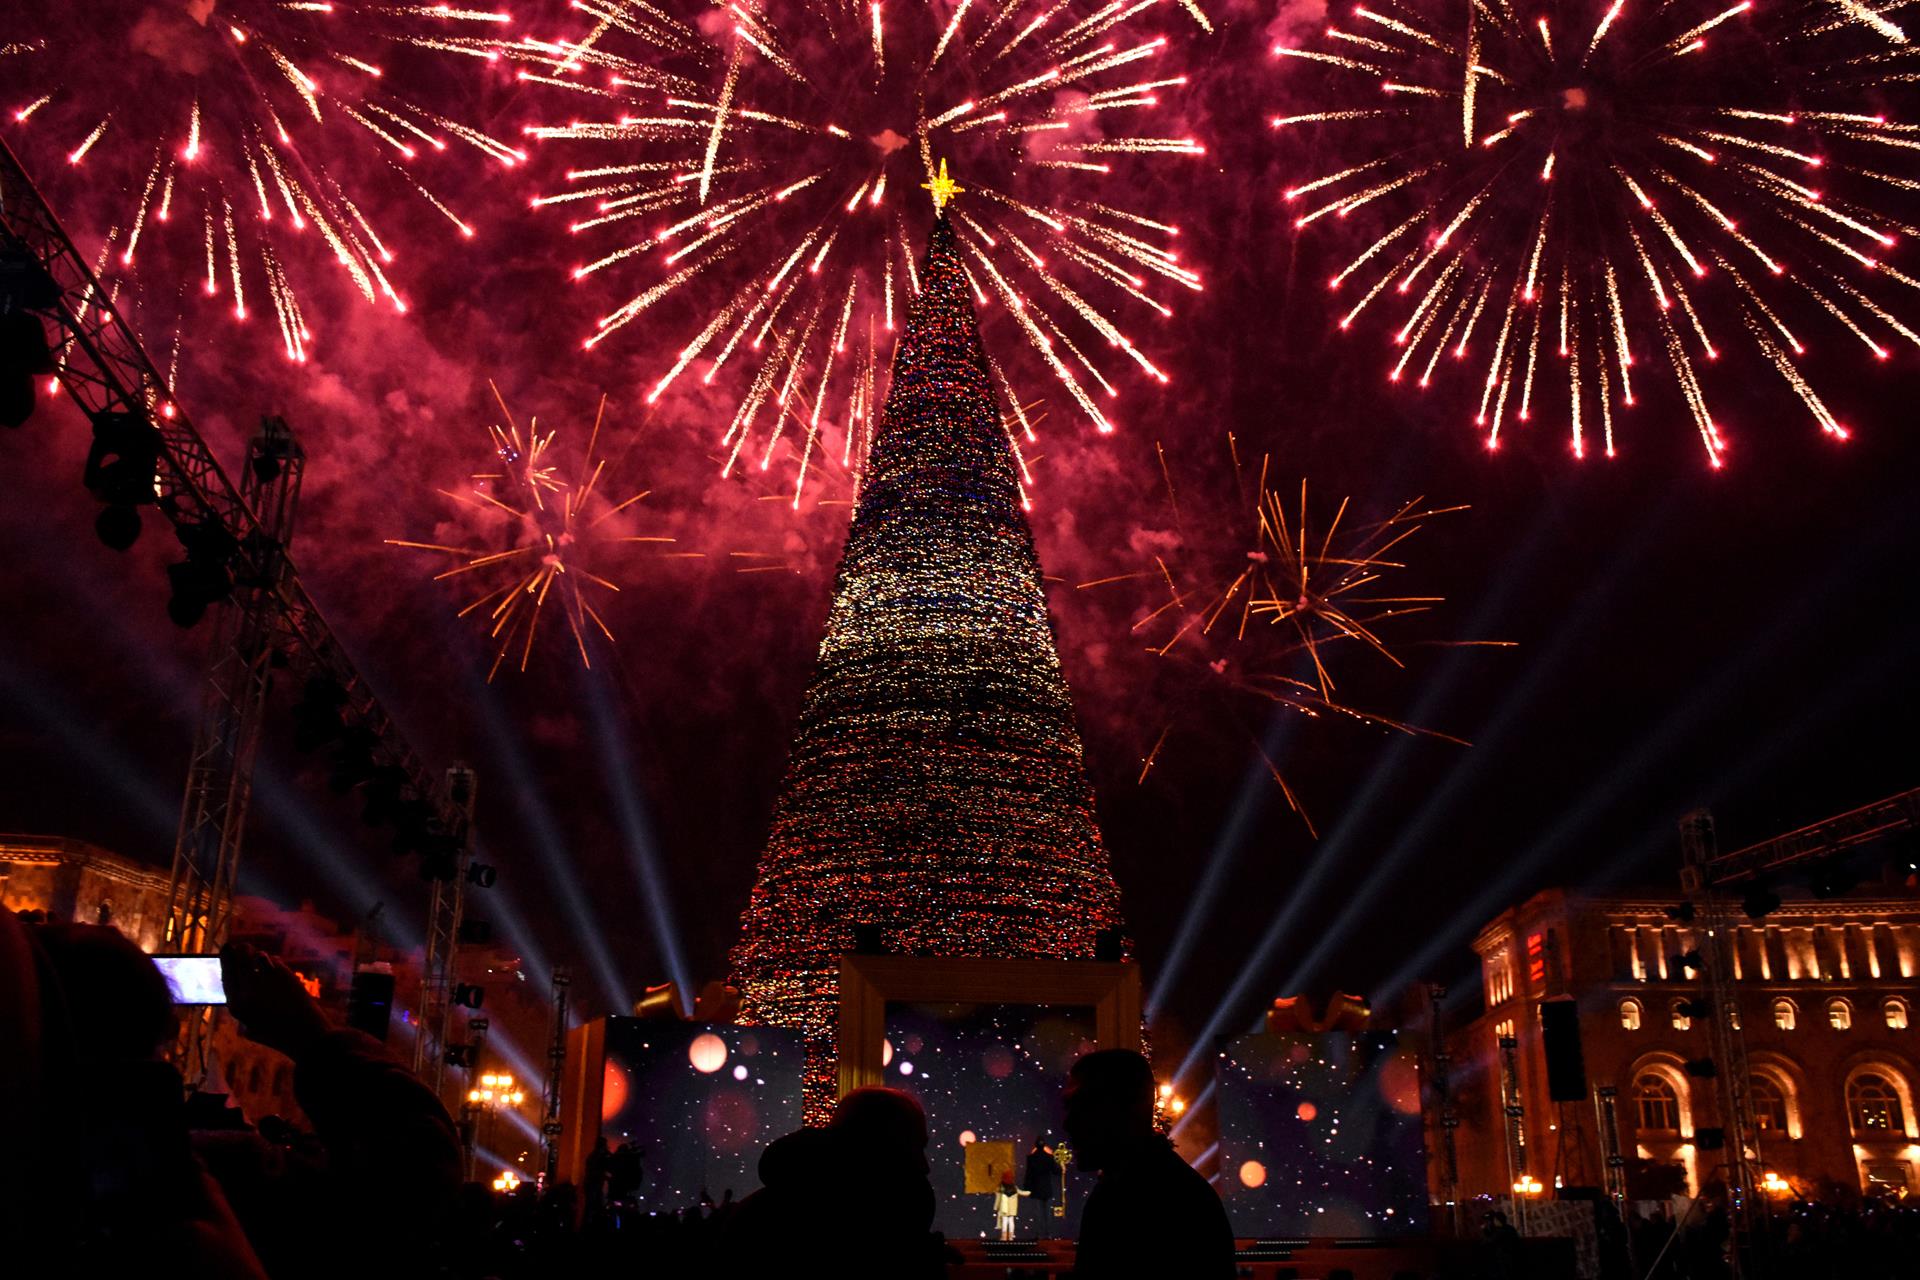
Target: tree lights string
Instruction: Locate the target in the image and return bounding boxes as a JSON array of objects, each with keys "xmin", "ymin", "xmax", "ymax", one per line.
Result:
[{"xmin": 731, "ymin": 206, "xmax": 1127, "ymax": 1121}]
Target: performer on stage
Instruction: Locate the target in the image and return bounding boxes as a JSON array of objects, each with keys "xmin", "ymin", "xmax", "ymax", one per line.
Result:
[{"xmin": 993, "ymin": 1168, "xmax": 1030, "ymax": 1241}]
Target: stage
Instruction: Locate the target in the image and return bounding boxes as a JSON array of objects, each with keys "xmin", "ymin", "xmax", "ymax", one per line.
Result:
[{"xmin": 942, "ymin": 1236, "xmax": 1576, "ymax": 1279}]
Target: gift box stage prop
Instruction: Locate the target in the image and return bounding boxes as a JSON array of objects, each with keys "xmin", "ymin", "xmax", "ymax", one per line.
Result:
[
  {"xmin": 837, "ymin": 952, "xmax": 1142, "ymax": 1238},
  {"xmin": 560, "ymin": 954, "xmax": 1141, "ymax": 1235}
]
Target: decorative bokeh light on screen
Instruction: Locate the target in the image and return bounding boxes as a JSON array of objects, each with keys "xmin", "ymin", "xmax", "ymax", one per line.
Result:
[
  {"xmin": 599, "ymin": 1021, "xmax": 804, "ymax": 1214},
  {"xmin": 689, "ymin": 1032, "xmax": 729, "ymax": 1074},
  {"xmin": 602, "ymin": 1059, "xmax": 629, "ymax": 1121},
  {"xmin": 1217, "ymin": 1030, "xmax": 1430, "ymax": 1236}
]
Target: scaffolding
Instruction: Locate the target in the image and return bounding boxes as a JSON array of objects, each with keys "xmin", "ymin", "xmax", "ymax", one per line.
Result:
[
  {"xmin": 164, "ymin": 417, "xmax": 304, "ymax": 957},
  {"xmin": 542, "ymin": 966, "xmax": 572, "ymax": 1179},
  {"xmin": 1426, "ymin": 984, "xmax": 1462, "ymax": 1234},
  {"xmin": 3, "ymin": 134, "xmax": 465, "ymax": 1085},
  {"xmin": 1498, "ymin": 1033, "xmax": 1531, "ymax": 1235},
  {"xmin": 1671, "ymin": 792, "xmax": 1920, "ymax": 1278},
  {"xmin": 414, "ymin": 765, "xmax": 478, "ymax": 1103}
]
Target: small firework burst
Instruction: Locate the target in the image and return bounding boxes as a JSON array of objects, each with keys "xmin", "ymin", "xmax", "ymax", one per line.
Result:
[
  {"xmin": 1082, "ymin": 434, "xmax": 1506, "ymax": 831},
  {"xmin": 391, "ymin": 385, "xmax": 681, "ymax": 679},
  {"xmin": 3, "ymin": 1, "xmax": 524, "ymax": 361},
  {"xmin": 1271, "ymin": 0, "xmax": 1920, "ymax": 463}
]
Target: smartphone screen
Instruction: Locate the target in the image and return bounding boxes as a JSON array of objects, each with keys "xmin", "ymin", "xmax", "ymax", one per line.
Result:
[{"xmin": 154, "ymin": 955, "xmax": 227, "ymax": 1005}]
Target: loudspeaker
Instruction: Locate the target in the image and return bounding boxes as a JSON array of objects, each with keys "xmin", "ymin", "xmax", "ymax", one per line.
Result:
[
  {"xmin": 347, "ymin": 969, "xmax": 396, "ymax": 1042},
  {"xmin": 1093, "ymin": 927, "xmax": 1125, "ymax": 962},
  {"xmin": 1540, "ymin": 999, "xmax": 1589, "ymax": 1102}
]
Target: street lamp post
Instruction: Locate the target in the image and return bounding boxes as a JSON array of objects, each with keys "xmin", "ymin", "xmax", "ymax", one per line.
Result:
[{"xmin": 464, "ymin": 1071, "xmax": 527, "ymax": 1183}]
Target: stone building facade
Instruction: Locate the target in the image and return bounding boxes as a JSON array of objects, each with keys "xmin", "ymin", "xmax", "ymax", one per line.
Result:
[
  {"xmin": 1440, "ymin": 884, "xmax": 1920, "ymax": 1202},
  {"xmin": 1, "ymin": 834, "xmax": 174, "ymax": 950}
]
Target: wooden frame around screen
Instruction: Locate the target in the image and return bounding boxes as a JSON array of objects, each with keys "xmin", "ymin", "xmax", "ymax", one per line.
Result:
[{"xmin": 834, "ymin": 953, "xmax": 1143, "ymax": 1100}]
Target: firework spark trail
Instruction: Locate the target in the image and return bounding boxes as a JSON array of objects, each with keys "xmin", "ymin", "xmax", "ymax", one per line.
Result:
[
  {"xmin": 388, "ymin": 389, "xmax": 688, "ymax": 680},
  {"xmin": 512, "ymin": 0, "xmax": 1207, "ymax": 507},
  {"xmin": 1271, "ymin": 0, "xmax": 1920, "ymax": 463},
  {"xmin": 3, "ymin": 3, "xmax": 524, "ymax": 360},
  {"xmin": 1078, "ymin": 437, "xmax": 1508, "ymax": 831}
]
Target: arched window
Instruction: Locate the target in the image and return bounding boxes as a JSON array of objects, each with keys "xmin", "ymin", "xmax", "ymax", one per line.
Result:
[
  {"xmin": 1828, "ymin": 999, "xmax": 1853, "ymax": 1031},
  {"xmin": 1848, "ymin": 1073, "xmax": 1906, "ymax": 1135},
  {"xmin": 1620, "ymin": 999, "xmax": 1643, "ymax": 1031},
  {"xmin": 1750, "ymin": 1076, "xmax": 1789, "ymax": 1133},
  {"xmin": 1773, "ymin": 998, "xmax": 1797, "ymax": 1032},
  {"xmin": 1635, "ymin": 1074, "xmax": 1682, "ymax": 1134},
  {"xmin": 1886, "ymin": 998, "xmax": 1910, "ymax": 1032},
  {"xmin": 1671, "ymin": 999, "xmax": 1693, "ymax": 1032}
]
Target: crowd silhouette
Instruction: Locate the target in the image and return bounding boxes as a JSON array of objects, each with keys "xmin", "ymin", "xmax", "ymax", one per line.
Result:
[{"xmin": 6, "ymin": 906, "xmax": 1917, "ymax": 1279}]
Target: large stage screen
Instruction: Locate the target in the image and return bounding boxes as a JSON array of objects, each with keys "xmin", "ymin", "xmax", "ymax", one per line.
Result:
[
  {"xmin": 1216, "ymin": 1030, "xmax": 1430, "ymax": 1237},
  {"xmin": 599, "ymin": 1019, "xmax": 805, "ymax": 1211},
  {"xmin": 882, "ymin": 1001, "xmax": 1098, "ymax": 1239}
]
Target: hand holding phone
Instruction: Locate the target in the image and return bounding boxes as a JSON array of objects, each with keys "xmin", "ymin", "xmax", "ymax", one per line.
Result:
[{"xmin": 154, "ymin": 955, "xmax": 227, "ymax": 1005}]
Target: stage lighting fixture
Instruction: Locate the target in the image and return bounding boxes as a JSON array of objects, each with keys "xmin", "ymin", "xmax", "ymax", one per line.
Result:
[
  {"xmin": 328, "ymin": 727, "xmax": 380, "ymax": 793},
  {"xmin": 164, "ymin": 564, "xmax": 230, "ymax": 626},
  {"xmin": 165, "ymin": 519, "xmax": 239, "ymax": 628},
  {"xmin": 452, "ymin": 983, "xmax": 486, "ymax": 1010},
  {"xmin": 1664, "ymin": 903, "xmax": 1696, "ymax": 924},
  {"xmin": 83, "ymin": 410, "xmax": 162, "ymax": 549},
  {"xmin": 0, "ymin": 245, "xmax": 57, "ymax": 430},
  {"xmin": 1684, "ymin": 1058, "xmax": 1718, "ymax": 1079},
  {"xmin": 359, "ymin": 765, "xmax": 409, "ymax": 826},
  {"xmin": 1676, "ymin": 950, "xmax": 1704, "ymax": 975},
  {"xmin": 1741, "ymin": 884, "xmax": 1782, "ymax": 920},
  {"xmin": 419, "ymin": 851, "xmax": 458, "ymax": 882},
  {"xmin": 0, "ymin": 243, "xmax": 59, "ymax": 311},
  {"xmin": 466, "ymin": 863, "xmax": 497, "ymax": 889},
  {"xmin": 94, "ymin": 504, "xmax": 141, "ymax": 551},
  {"xmin": 292, "ymin": 677, "xmax": 349, "ymax": 752},
  {"xmin": 0, "ymin": 311, "xmax": 53, "ymax": 430},
  {"xmin": 445, "ymin": 1044, "xmax": 478, "ymax": 1069},
  {"xmin": 389, "ymin": 800, "xmax": 437, "ymax": 855},
  {"xmin": 1677, "ymin": 998, "xmax": 1712, "ymax": 1021}
]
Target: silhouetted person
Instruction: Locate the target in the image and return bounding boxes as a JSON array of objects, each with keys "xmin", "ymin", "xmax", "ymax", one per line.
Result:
[
  {"xmin": 25, "ymin": 922, "xmax": 266, "ymax": 1279},
  {"xmin": 730, "ymin": 1086, "xmax": 943, "ymax": 1279},
  {"xmin": 584, "ymin": 1135, "xmax": 611, "ymax": 1221},
  {"xmin": 1064, "ymin": 1049, "xmax": 1233, "ymax": 1279},
  {"xmin": 608, "ymin": 1141, "xmax": 645, "ymax": 1208},
  {"xmin": 193, "ymin": 941, "xmax": 462, "ymax": 1279},
  {"xmin": 1025, "ymin": 1139, "xmax": 1059, "ymax": 1206}
]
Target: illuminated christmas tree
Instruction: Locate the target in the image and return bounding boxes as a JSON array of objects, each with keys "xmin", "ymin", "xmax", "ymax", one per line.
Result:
[{"xmin": 731, "ymin": 192, "xmax": 1127, "ymax": 1119}]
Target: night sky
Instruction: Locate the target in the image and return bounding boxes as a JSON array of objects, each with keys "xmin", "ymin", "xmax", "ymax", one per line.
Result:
[{"xmin": 4, "ymin": 0, "xmax": 1919, "ymax": 1088}]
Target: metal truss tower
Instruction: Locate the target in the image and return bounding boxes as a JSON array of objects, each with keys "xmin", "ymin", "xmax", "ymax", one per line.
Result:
[
  {"xmin": 3, "ymin": 136, "xmax": 469, "ymax": 1086},
  {"xmin": 542, "ymin": 966, "xmax": 571, "ymax": 1179},
  {"xmin": 164, "ymin": 417, "xmax": 304, "ymax": 955},
  {"xmin": 414, "ymin": 765, "xmax": 477, "ymax": 1101}
]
